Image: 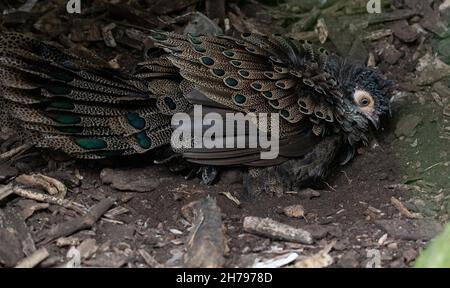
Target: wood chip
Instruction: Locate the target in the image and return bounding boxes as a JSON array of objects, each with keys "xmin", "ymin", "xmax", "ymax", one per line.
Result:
[
  {"xmin": 291, "ymin": 241, "xmax": 335, "ymax": 268},
  {"xmin": 0, "ymin": 183, "xmax": 14, "ymax": 201},
  {"xmin": 243, "ymin": 216, "xmax": 313, "ymax": 244},
  {"xmin": 391, "ymin": 197, "xmax": 422, "ymax": 219},
  {"xmin": 13, "ymin": 186, "xmax": 85, "ymax": 214},
  {"xmin": 138, "ymin": 249, "xmax": 163, "ymax": 268},
  {"xmin": 15, "ymin": 248, "xmax": 49, "ymax": 268},
  {"xmin": 41, "ymin": 198, "xmax": 115, "ymax": 244},
  {"xmin": 283, "ymin": 204, "xmax": 306, "ymax": 218},
  {"xmin": 220, "ymin": 191, "xmax": 241, "ymax": 206},
  {"xmin": 16, "ymin": 174, "xmax": 67, "ymax": 198}
]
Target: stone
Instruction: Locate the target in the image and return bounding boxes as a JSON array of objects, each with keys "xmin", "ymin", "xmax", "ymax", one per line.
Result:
[
  {"xmin": 382, "ymin": 44, "xmax": 403, "ymax": 64},
  {"xmin": 391, "ymin": 20, "xmax": 419, "ymax": 43},
  {"xmin": 394, "ymin": 114, "xmax": 422, "ymax": 137},
  {"xmin": 375, "ymin": 219, "xmax": 443, "ymax": 241},
  {"xmin": 302, "ymin": 224, "xmax": 329, "ymax": 240},
  {"xmin": 438, "ymin": 37, "xmax": 450, "ymax": 64},
  {"xmin": 283, "ymin": 204, "xmax": 305, "ymax": 218},
  {"xmin": 402, "ymin": 248, "xmax": 418, "ymax": 263},
  {"xmin": 100, "ymin": 168, "xmax": 160, "ymax": 192}
]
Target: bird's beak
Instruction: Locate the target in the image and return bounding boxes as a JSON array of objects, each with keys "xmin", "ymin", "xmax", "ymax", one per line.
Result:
[{"xmin": 368, "ymin": 113, "xmax": 380, "ymax": 130}]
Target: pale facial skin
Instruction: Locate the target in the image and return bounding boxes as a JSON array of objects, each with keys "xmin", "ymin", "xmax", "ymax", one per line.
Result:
[{"xmin": 353, "ymin": 89, "xmax": 379, "ymax": 129}]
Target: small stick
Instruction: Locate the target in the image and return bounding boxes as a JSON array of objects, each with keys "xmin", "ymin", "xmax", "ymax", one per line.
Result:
[
  {"xmin": 0, "ymin": 183, "xmax": 14, "ymax": 201},
  {"xmin": 41, "ymin": 198, "xmax": 115, "ymax": 244},
  {"xmin": 391, "ymin": 197, "xmax": 421, "ymax": 219},
  {"xmin": 423, "ymin": 162, "xmax": 443, "ymax": 172},
  {"xmin": 0, "ymin": 144, "xmax": 32, "ymax": 161},
  {"xmin": 13, "ymin": 187, "xmax": 86, "ymax": 214},
  {"xmin": 243, "ymin": 216, "xmax": 313, "ymax": 245},
  {"xmin": 15, "ymin": 247, "xmax": 49, "ymax": 268}
]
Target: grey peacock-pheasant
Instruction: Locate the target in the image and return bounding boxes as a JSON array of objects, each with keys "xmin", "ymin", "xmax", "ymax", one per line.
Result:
[{"xmin": 0, "ymin": 31, "xmax": 391, "ymax": 192}]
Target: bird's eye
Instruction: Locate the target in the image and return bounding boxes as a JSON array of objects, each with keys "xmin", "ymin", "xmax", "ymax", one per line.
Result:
[
  {"xmin": 360, "ymin": 97, "xmax": 370, "ymax": 106},
  {"xmin": 353, "ymin": 90, "xmax": 374, "ymax": 108}
]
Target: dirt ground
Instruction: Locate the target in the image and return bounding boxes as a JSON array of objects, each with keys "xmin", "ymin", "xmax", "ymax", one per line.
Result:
[{"xmin": 0, "ymin": 0, "xmax": 449, "ymax": 268}]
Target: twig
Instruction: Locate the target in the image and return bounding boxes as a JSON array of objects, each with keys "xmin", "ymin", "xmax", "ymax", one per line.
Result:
[
  {"xmin": 13, "ymin": 187, "xmax": 86, "ymax": 214},
  {"xmin": 423, "ymin": 162, "xmax": 443, "ymax": 172},
  {"xmin": 0, "ymin": 183, "xmax": 14, "ymax": 201},
  {"xmin": 340, "ymin": 170, "xmax": 353, "ymax": 184},
  {"xmin": 322, "ymin": 181, "xmax": 337, "ymax": 192},
  {"xmin": 0, "ymin": 144, "xmax": 32, "ymax": 162},
  {"xmin": 390, "ymin": 197, "xmax": 422, "ymax": 219},
  {"xmin": 15, "ymin": 248, "xmax": 49, "ymax": 268},
  {"xmin": 40, "ymin": 198, "xmax": 115, "ymax": 245}
]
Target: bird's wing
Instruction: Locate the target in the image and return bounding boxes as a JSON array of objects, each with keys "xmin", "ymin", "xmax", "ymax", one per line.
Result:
[
  {"xmin": 150, "ymin": 31, "xmax": 345, "ymax": 165},
  {"xmin": 150, "ymin": 31, "xmax": 346, "ymax": 132}
]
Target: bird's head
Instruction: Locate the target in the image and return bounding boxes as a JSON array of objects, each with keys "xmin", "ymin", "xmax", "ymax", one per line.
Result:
[{"xmin": 326, "ymin": 56, "xmax": 392, "ymax": 145}]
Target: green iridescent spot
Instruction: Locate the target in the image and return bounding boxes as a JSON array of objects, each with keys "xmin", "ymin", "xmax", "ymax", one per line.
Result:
[
  {"xmin": 194, "ymin": 46, "xmax": 206, "ymax": 53},
  {"xmin": 151, "ymin": 33, "xmax": 168, "ymax": 41},
  {"xmin": 251, "ymin": 82, "xmax": 262, "ymax": 90},
  {"xmin": 238, "ymin": 70, "xmax": 250, "ymax": 77},
  {"xmin": 75, "ymin": 138, "xmax": 107, "ymax": 150},
  {"xmin": 190, "ymin": 36, "xmax": 202, "ymax": 45},
  {"xmin": 262, "ymin": 91, "xmax": 273, "ymax": 98},
  {"xmin": 225, "ymin": 77, "xmax": 239, "ymax": 87},
  {"xmin": 200, "ymin": 56, "xmax": 215, "ymax": 66},
  {"xmin": 234, "ymin": 94, "xmax": 246, "ymax": 104},
  {"xmin": 270, "ymin": 100, "xmax": 279, "ymax": 107},
  {"xmin": 127, "ymin": 112, "xmax": 146, "ymax": 130},
  {"xmin": 280, "ymin": 110, "xmax": 290, "ymax": 118},
  {"xmin": 230, "ymin": 60, "xmax": 241, "ymax": 66},
  {"xmin": 136, "ymin": 132, "xmax": 152, "ymax": 149},
  {"xmin": 164, "ymin": 97, "xmax": 177, "ymax": 110},
  {"xmin": 47, "ymin": 113, "xmax": 81, "ymax": 125},
  {"xmin": 45, "ymin": 85, "xmax": 72, "ymax": 95},
  {"xmin": 48, "ymin": 100, "xmax": 75, "ymax": 110},
  {"xmin": 223, "ymin": 50, "xmax": 235, "ymax": 57},
  {"xmin": 212, "ymin": 68, "xmax": 225, "ymax": 77}
]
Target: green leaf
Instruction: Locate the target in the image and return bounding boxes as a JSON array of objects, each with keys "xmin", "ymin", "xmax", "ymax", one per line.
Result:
[{"xmin": 415, "ymin": 222, "xmax": 450, "ymax": 268}]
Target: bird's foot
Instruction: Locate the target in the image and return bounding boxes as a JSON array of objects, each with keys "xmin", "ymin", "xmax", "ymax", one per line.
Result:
[{"xmin": 197, "ymin": 165, "xmax": 220, "ymax": 185}]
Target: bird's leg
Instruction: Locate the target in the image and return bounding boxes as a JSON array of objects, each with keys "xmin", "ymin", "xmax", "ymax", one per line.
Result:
[
  {"xmin": 244, "ymin": 135, "xmax": 342, "ymax": 197},
  {"xmin": 197, "ymin": 165, "xmax": 220, "ymax": 185}
]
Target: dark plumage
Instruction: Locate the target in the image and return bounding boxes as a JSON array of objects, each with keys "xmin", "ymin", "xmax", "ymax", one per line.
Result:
[{"xmin": 0, "ymin": 31, "xmax": 391, "ymax": 189}]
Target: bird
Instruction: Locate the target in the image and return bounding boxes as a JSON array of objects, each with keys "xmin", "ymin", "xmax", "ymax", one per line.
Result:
[{"xmin": 0, "ymin": 30, "xmax": 392, "ymax": 193}]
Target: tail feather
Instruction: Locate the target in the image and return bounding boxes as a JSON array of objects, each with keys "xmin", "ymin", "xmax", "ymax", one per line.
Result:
[{"xmin": 0, "ymin": 32, "xmax": 183, "ymax": 158}]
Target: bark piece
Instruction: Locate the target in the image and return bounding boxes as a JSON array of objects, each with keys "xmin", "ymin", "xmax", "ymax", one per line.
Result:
[
  {"xmin": 183, "ymin": 197, "xmax": 226, "ymax": 268},
  {"xmin": 243, "ymin": 216, "xmax": 313, "ymax": 244}
]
